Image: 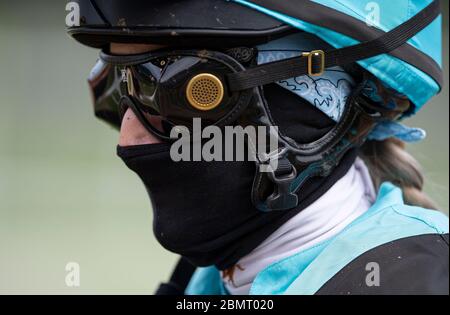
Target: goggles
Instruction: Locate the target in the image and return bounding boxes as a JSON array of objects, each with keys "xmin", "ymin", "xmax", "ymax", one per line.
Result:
[{"xmin": 89, "ymin": 48, "xmax": 256, "ymax": 139}]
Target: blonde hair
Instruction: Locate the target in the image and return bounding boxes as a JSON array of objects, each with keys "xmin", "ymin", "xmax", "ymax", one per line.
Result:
[{"xmin": 360, "ymin": 138, "xmax": 438, "ymax": 210}]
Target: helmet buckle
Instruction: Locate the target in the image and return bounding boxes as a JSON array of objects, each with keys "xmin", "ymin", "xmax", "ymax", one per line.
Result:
[{"xmin": 302, "ymin": 50, "xmax": 325, "ymax": 76}]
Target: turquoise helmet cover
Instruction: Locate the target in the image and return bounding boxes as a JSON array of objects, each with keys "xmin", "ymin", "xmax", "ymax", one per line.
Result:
[{"xmin": 230, "ymin": 0, "xmax": 443, "ymax": 113}]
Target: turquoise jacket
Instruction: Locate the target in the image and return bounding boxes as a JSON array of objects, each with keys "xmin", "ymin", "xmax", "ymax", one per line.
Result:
[{"xmin": 185, "ymin": 182, "xmax": 449, "ymax": 295}]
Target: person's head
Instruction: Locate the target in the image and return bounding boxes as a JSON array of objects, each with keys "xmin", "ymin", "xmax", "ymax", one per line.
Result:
[
  {"xmin": 68, "ymin": 0, "xmax": 443, "ymax": 267},
  {"xmin": 115, "ymin": 42, "xmax": 439, "ymax": 212}
]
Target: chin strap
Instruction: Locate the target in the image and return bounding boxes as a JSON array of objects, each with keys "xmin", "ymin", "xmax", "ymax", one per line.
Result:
[
  {"xmin": 253, "ymin": 78, "xmax": 410, "ymax": 212},
  {"xmin": 227, "ymin": 0, "xmax": 441, "ymax": 92}
]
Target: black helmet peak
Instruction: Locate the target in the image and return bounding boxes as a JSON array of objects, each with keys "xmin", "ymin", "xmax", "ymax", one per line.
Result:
[{"xmin": 67, "ymin": 0, "xmax": 294, "ymax": 49}]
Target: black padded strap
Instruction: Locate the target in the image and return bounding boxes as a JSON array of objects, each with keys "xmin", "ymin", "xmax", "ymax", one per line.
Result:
[
  {"xmin": 227, "ymin": 0, "xmax": 441, "ymax": 92},
  {"xmin": 154, "ymin": 257, "xmax": 196, "ymax": 295}
]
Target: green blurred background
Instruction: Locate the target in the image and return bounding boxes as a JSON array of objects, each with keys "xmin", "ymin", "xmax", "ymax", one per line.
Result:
[{"xmin": 0, "ymin": 1, "xmax": 448, "ymax": 294}]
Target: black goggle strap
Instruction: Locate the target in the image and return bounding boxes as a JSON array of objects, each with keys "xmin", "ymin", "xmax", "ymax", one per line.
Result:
[{"xmin": 227, "ymin": 0, "xmax": 441, "ymax": 92}]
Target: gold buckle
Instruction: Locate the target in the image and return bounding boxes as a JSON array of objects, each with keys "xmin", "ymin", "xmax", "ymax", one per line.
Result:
[{"xmin": 302, "ymin": 50, "xmax": 325, "ymax": 76}]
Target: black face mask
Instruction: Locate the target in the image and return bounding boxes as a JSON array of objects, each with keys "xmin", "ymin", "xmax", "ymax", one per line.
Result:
[{"xmin": 117, "ymin": 84, "xmax": 357, "ymax": 269}]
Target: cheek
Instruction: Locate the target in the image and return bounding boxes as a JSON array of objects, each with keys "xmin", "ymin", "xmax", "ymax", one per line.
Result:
[{"xmin": 119, "ymin": 108, "xmax": 163, "ymax": 146}]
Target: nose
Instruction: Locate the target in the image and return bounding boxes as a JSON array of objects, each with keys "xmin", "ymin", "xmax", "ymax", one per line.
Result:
[{"xmin": 119, "ymin": 108, "xmax": 163, "ymax": 146}]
